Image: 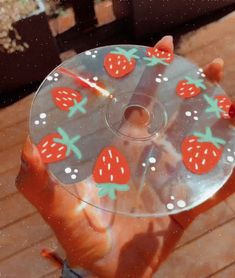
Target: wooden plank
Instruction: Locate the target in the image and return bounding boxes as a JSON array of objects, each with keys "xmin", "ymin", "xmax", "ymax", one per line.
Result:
[
  {"xmin": 41, "ymin": 269, "xmax": 61, "ymax": 278},
  {"xmin": 177, "ymin": 201, "xmax": 234, "ymax": 247},
  {"xmin": 0, "ymin": 94, "xmax": 33, "ymax": 131},
  {"xmin": 209, "ymin": 262, "xmax": 235, "ymax": 278},
  {"xmin": 0, "ymin": 237, "xmax": 60, "ymax": 278},
  {"xmin": 0, "ymin": 193, "xmax": 35, "ymax": 228},
  {"xmin": 0, "ymin": 120, "xmax": 28, "ymax": 152},
  {"xmin": 0, "ymin": 144, "xmax": 22, "ymax": 174},
  {"xmin": 154, "ymin": 219, "xmax": 235, "ymax": 277},
  {"xmin": 0, "ymin": 213, "xmax": 53, "ymax": 261},
  {"xmin": 0, "ymin": 167, "xmax": 19, "ymax": 200}
]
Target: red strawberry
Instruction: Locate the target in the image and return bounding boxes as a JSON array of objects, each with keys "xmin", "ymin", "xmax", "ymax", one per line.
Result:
[
  {"xmin": 51, "ymin": 87, "xmax": 87, "ymax": 118},
  {"xmin": 203, "ymin": 94, "xmax": 232, "ymax": 119},
  {"xmin": 146, "ymin": 46, "xmax": 174, "ymax": 63},
  {"xmin": 37, "ymin": 127, "xmax": 82, "ymax": 163},
  {"xmin": 176, "ymin": 76, "xmax": 206, "ymax": 99},
  {"xmin": 104, "ymin": 47, "xmax": 139, "ymax": 78},
  {"xmin": 182, "ymin": 127, "xmax": 226, "ymax": 174},
  {"xmin": 93, "ymin": 146, "xmax": 130, "ymax": 200}
]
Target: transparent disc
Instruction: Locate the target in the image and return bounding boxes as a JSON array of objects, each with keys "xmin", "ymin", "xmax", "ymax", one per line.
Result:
[{"xmin": 29, "ymin": 45, "xmax": 235, "ymax": 217}]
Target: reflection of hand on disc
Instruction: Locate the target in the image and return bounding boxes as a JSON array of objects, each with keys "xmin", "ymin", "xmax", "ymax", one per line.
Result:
[{"xmin": 16, "ymin": 37, "xmax": 235, "ymax": 277}]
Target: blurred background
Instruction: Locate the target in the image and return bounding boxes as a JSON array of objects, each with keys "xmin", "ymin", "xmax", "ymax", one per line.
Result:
[
  {"xmin": 1, "ymin": 1, "xmax": 235, "ymax": 277},
  {"xmin": 1, "ymin": 0, "xmax": 235, "ymax": 106}
]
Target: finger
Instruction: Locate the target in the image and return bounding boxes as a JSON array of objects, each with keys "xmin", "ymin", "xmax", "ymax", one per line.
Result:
[
  {"xmin": 204, "ymin": 58, "xmax": 224, "ymax": 83},
  {"xmin": 16, "ymin": 136, "xmax": 49, "ymax": 195},
  {"xmin": 154, "ymin": 35, "xmax": 174, "ymax": 53}
]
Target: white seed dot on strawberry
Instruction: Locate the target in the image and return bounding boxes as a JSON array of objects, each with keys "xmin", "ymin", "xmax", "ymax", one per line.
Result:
[
  {"xmin": 227, "ymin": 148, "xmax": 231, "ymax": 152},
  {"xmin": 198, "ymin": 68, "xmax": 203, "ymax": 72},
  {"xmin": 158, "ymin": 74, "xmax": 162, "ymax": 77},
  {"xmin": 149, "ymin": 157, "xmax": 156, "ymax": 163},
  {"xmin": 117, "ymin": 56, "xmax": 120, "ymax": 59},
  {"xmin": 65, "ymin": 167, "xmax": 72, "ymax": 173},
  {"xmin": 110, "ymin": 174, "xmax": 114, "ymax": 182},
  {"xmin": 42, "ymin": 141, "xmax": 48, "ymax": 148},
  {"xmin": 121, "ymin": 167, "xmax": 124, "ymax": 174},
  {"xmin": 108, "ymin": 163, "xmax": 111, "ymax": 170},
  {"xmin": 99, "ymin": 169, "xmax": 102, "ymax": 176},
  {"xmin": 227, "ymin": 156, "xmax": 234, "ymax": 162},
  {"xmin": 193, "ymin": 116, "xmax": 199, "ymax": 121},
  {"xmin": 185, "ymin": 111, "xmax": 192, "ymax": 117},
  {"xmin": 117, "ymin": 61, "xmax": 121, "ymax": 65},
  {"xmin": 151, "ymin": 166, "xmax": 156, "ymax": 171},
  {"xmin": 57, "ymin": 154, "xmax": 62, "ymax": 158},
  {"xmin": 92, "ymin": 55, "xmax": 96, "ymax": 58},
  {"xmin": 195, "ymin": 152, "xmax": 199, "ymax": 158},
  {"xmin": 41, "ymin": 149, "xmax": 46, "ymax": 154},
  {"xmin": 74, "ymin": 169, "xmax": 78, "ymax": 173},
  {"xmin": 189, "ymin": 139, "xmax": 195, "ymax": 143},
  {"xmin": 167, "ymin": 53, "xmax": 171, "ymax": 57},
  {"xmin": 108, "ymin": 149, "xmax": 113, "ymax": 158},
  {"xmin": 109, "ymin": 65, "xmax": 113, "ymax": 69},
  {"xmin": 189, "ymin": 157, "xmax": 193, "ymax": 163},
  {"xmin": 170, "ymin": 195, "xmax": 175, "ymax": 200},
  {"xmin": 115, "ymin": 156, "xmax": 119, "ymax": 163},
  {"xmin": 166, "ymin": 203, "xmax": 174, "ymax": 210},
  {"xmin": 54, "ymin": 78, "xmax": 58, "ymax": 81},
  {"xmin": 63, "ymin": 103, "xmax": 68, "ymax": 107},
  {"xmin": 201, "ymin": 73, "xmax": 206, "ymax": 78},
  {"xmin": 196, "ymin": 145, "xmax": 201, "ymax": 149},
  {"xmin": 34, "ymin": 120, "xmax": 39, "ymax": 125},
  {"xmin": 56, "ymin": 97, "xmax": 61, "ymax": 101},
  {"xmin": 161, "ymin": 51, "xmax": 165, "ymax": 54},
  {"xmin": 194, "ymin": 110, "xmax": 198, "ymax": 114},
  {"xmin": 212, "ymin": 151, "xmax": 217, "ymax": 157},
  {"xmin": 180, "ymin": 87, "xmax": 184, "ymax": 91},
  {"xmin": 187, "ymin": 147, "xmax": 193, "ymax": 151},
  {"xmin": 94, "ymin": 50, "xmax": 98, "ymax": 54},
  {"xmin": 177, "ymin": 200, "xmax": 186, "ymax": 208},
  {"xmin": 71, "ymin": 174, "xmax": 77, "ymax": 180},
  {"xmin": 122, "ymin": 65, "xmax": 127, "ymax": 70},
  {"xmin": 40, "ymin": 113, "xmax": 46, "ymax": 119},
  {"xmin": 195, "ymin": 163, "xmax": 199, "ymax": 170},
  {"xmin": 115, "ymin": 70, "xmax": 119, "ymax": 75},
  {"xmin": 46, "ymin": 154, "xmax": 52, "ymax": 158},
  {"xmin": 102, "ymin": 156, "xmax": 105, "ymax": 162},
  {"xmin": 202, "ymin": 159, "xmax": 206, "ymax": 165},
  {"xmin": 204, "ymin": 149, "xmax": 208, "ymax": 154},
  {"xmin": 163, "ymin": 77, "xmax": 168, "ymax": 81},
  {"xmin": 54, "ymin": 73, "xmax": 59, "ymax": 77},
  {"xmin": 42, "ymin": 121, "xmax": 46, "ymax": 125},
  {"xmin": 93, "ymin": 76, "xmax": 98, "ymax": 81},
  {"xmin": 190, "ymin": 91, "xmax": 195, "ymax": 95},
  {"xmin": 142, "ymin": 162, "xmax": 146, "ymax": 167}
]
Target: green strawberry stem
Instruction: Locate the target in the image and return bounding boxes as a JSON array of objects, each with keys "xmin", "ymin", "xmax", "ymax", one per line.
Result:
[
  {"xmin": 96, "ymin": 183, "xmax": 130, "ymax": 200},
  {"xmin": 203, "ymin": 94, "xmax": 223, "ymax": 118},
  {"xmin": 68, "ymin": 97, "xmax": 88, "ymax": 118},
  {"xmin": 185, "ymin": 76, "xmax": 206, "ymax": 90},
  {"xmin": 53, "ymin": 127, "xmax": 82, "ymax": 159},
  {"xmin": 143, "ymin": 56, "xmax": 168, "ymax": 66},
  {"xmin": 110, "ymin": 47, "xmax": 139, "ymax": 61},
  {"xmin": 193, "ymin": 127, "xmax": 226, "ymax": 149}
]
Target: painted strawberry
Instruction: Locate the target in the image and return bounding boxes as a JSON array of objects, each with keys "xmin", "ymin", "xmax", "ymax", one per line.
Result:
[
  {"xmin": 182, "ymin": 127, "xmax": 226, "ymax": 174},
  {"xmin": 51, "ymin": 87, "xmax": 87, "ymax": 118},
  {"xmin": 203, "ymin": 94, "xmax": 233, "ymax": 119},
  {"xmin": 104, "ymin": 47, "xmax": 139, "ymax": 78},
  {"xmin": 176, "ymin": 76, "xmax": 206, "ymax": 99},
  {"xmin": 145, "ymin": 46, "xmax": 174, "ymax": 64},
  {"xmin": 93, "ymin": 146, "xmax": 130, "ymax": 200},
  {"xmin": 37, "ymin": 127, "xmax": 82, "ymax": 164}
]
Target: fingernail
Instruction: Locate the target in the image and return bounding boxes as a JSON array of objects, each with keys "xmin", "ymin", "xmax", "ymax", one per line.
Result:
[{"xmin": 212, "ymin": 58, "xmax": 224, "ymax": 67}]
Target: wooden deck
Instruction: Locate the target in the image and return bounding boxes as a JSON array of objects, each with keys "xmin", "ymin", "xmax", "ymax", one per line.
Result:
[{"xmin": 1, "ymin": 10, "xmax": 235, "ymax": 278}]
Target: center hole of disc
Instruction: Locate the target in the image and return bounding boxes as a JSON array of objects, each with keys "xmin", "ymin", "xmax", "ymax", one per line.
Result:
[{"xmin": 124, "ymin": 105, "xmax": 150, "ymax": 126}]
